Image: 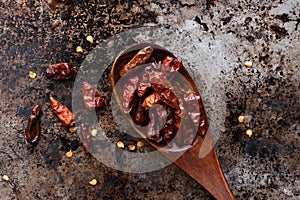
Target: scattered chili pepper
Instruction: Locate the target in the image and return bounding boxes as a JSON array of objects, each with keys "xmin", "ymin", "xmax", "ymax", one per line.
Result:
[
  {"xmin": 46, "ymin": 63, "xmax": 78, "ymax": 80},
  {"xmin": 25, "ymin": 105, "xmax": 41, "ymax": 146},
  {"xmin": 120, "ymin": 46, "xmax": 153, "ymax": 77},
  {"xmin": 50, "ymin": 97, "xmax": 75, "ymax": 127},
  {"xmin": 83, "ymin": 82, "xmax": 104, "ymax": 111},
  {"xmin": 80, "ymin": 123, "xmax": 92, "ymax": 154}
]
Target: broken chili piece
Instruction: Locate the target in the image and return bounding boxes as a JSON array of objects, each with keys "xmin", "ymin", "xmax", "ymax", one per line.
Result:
[
  {"xmin": 46, "ymin": 63, "xmax": 78, "ymax": 80},
  {"xmin": 50, "ymin": 96, "xmax": 75, "ymax": 127},
  {"xmin": 120, "ymin": 46, "xmax": 153, "ymax": 77},
  {"xmin": 25, "ymin": 105, "xmax": 41, "ymax": 146},
  {"xmin": 83, "ymin": 82, "xmax": 103, "ymax": 111},
  {"xmin": 80, "ymin": 123, "xmax": 92, "ymax": 154}
]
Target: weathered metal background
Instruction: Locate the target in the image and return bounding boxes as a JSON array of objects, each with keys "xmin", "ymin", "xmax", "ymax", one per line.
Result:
[{"xmin": 0, "ymin": 0, "xmax": 299, "ymax": 199}]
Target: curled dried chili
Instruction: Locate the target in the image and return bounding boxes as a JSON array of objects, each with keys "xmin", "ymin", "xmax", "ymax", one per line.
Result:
[
  {"xmin": 122, "ymin": 76, "xmax": 139, "ymax": 113},
  {"xmin": 46, "ymin": 63, "xmax": 78, "ymax": 80},
  {"xmin": 120, "ymin": 46, "xmax": 153, "ymax": 77},
  {"xmin": 50, "ymin": 96, "xmax": 75, "ymax": 127},
  {"xmin": 25, "ymin": 105, "xmax": 41, "ymax": 146},
  {"xmin": 83, "ymin": 82, "xmax": 103, "ymax": 111}
]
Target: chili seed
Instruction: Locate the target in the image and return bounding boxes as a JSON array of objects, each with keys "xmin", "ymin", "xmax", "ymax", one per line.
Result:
[
  {"xmin": 243, "ymin": 61, "xmax": 253, "ymax": 68},
  {"xmin": 69, "ymin": 127, "xmax": 77, "ymax": 133},
  {"xmin": 116, "ymin": 141, "xmax": 125, "ymax": 149},
  {"xmin": 246, "ymin": 129, "xmax": 253, "ymax": 137},
  {"xmin": 128, "ymin": 144, "xmax": 136, "ymax": 151},
  {"xmin": 91, "ymin": 129, "xmax": 98, "ymax": 137},
  {"xmin": 29, "ymin": 71, "xmax": 36, "ymax": 79},
  {"xmin": 66, "ymin": 150, "xmax": 73, "ymax": 158},
  {"xmin": 76, "ymin": 46, "xmax": 83, "ymax": 53},
  {"xmin": 137, "ymin": 141, "xmax": 145, "ymax": 148},
  {"xmin": 2, "ymin": 175, "xmax": 9, "ymax": 181},
  {"xmin": 89, "ymin": 179, "xmax": 97, "ymax": 186},
  {"xmin": 86, "ymin": 35, "xmax": 94, "ymax": 44},
  {"xmin": 238, "ymin": 115, "xmax": 245, "ymax": 123}
]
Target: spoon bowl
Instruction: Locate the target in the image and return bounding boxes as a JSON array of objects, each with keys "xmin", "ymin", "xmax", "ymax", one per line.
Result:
[{"xmin": 110, "ymin": 43, "xmax": 235, "ymax": 200}]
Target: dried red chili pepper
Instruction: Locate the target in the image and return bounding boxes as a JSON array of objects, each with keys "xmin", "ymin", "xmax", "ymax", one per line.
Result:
[
  {"xmin": 159, "ymin": 105, "xmax": 175, "ymax": 145},
  {"xmin": 83, "ymin": 82, "xmax": 103, "ymax": 111},
  {"xmin": 147, "ymin": 110, "xmax": 163, "ymax": 144},
  {"xmin": 181, "ymin": 115, "xmax": 197, "ymax": 145},
  {"xmin": 142, "ymin": 93, "xmax": 161, "ymax": 110},
  {"xmin": 123, "ymin": 76, "xmax": 139, "ymax": 113},
  {"xmin": 137, "ymin": 82, "xmax": 151, "ymax": 97},
  {"xmin": 129, "ymin": 96, "xmax": 149, "ymax": 126},
  {"xmin": 182, "ymin": 90, "xmax": 209, "ymax": 136},
  {"xmin": 162, "ymin": 56, "xmax": 182, "ymax": 72},
  {"xmin": 50, "ymin": 97, "xmax": 75, "ymax": 127},
  {"xmin": 25, "ymin": 105, "xmax": 41, "ymax": 146},
  {"xmin": 80, "ymin": 123, "xmax": 92, "ymax": 154},
  {"xmin": 120, "ymin": 46, "xmax": 153, "ymax": 77},
  {"xmin": 46, "ymin": 63, "xmax": 78, "ymax": 80}
]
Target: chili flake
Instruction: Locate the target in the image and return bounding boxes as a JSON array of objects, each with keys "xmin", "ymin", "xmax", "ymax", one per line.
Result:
[
  {"xmin": 128, "ymin": 144, "xmax": 136, "ymax": 151},
  {"xmin": 2, "ymin": 175, "xmax": 9, "ymax": 181},
  {"xmin": 91, "ymin": 129, "xmax": 98, "ymax": 137},
  {"xmin": 238, "ymin": 115, "xmax": 245, "ymax": 123},
  {"xmin": 89, "ymin": 179, "xmax": 97, "ymax": 186},
  {"xmin": 246, "ymin": 129, "xmax": 253, "ymax": 137},
  {"xmin": 86, "ymin": 35, "xmax": 94, "ymax": 44},
  {"xmin": 69, "ymin": 127, "xmax": 77, "ymax": 133},
  {"xmin": 137, "ymin": 141, "xmax": 145, "ymax": 148},
  {"xmin": 66, "ymin": 150, "xmax": 73, "ymax": 158},
  {"xmin": 76, "ymin": 46, "xmax": 83, "ymax": 53},
  {"xmin": 243, "ymin": 61, "xmax": 253, "ymax": 68},
  {"xmin": 116, "ymin": 141, "xmax": 125, "ymax": 149},
  {"xmin": 29, "ymin": 71, "xmax": 36, "ymax": 79}
]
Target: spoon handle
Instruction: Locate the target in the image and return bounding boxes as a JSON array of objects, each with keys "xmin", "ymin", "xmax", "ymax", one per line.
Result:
[{"xmin": 163, "ymin": 130, "xmax": 236, "ymax": 200}]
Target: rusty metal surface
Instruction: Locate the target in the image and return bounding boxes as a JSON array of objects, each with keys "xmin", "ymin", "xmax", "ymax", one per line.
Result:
[{"xmin": 0, "ymin": 0, "xmax": 299, "ymax": 199}]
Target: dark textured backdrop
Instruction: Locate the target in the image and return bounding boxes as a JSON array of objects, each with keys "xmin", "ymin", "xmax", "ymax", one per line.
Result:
[{"xmin": 0, "ymin": 0, "xmax": 299, "ymax": 199}]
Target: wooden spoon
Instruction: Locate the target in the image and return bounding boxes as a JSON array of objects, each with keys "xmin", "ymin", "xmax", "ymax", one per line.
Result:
[{"xmin": 110, "ymin": 43, "xmax": 235, "ymax": 200}]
